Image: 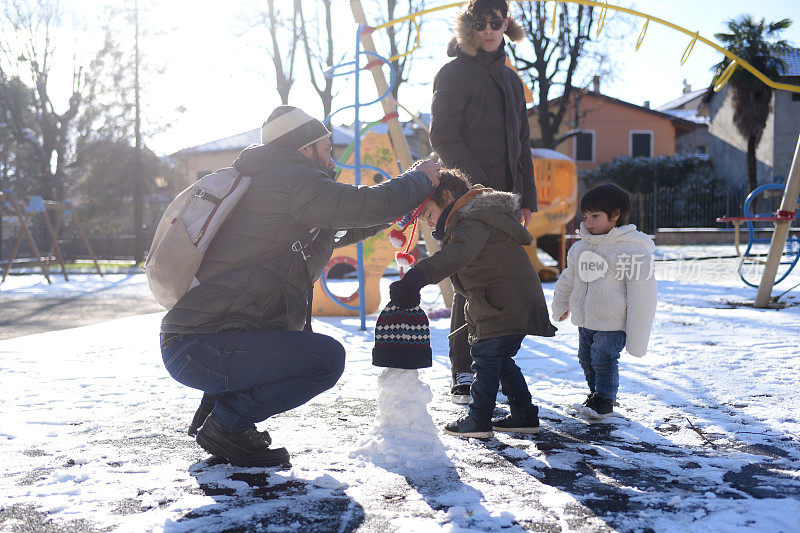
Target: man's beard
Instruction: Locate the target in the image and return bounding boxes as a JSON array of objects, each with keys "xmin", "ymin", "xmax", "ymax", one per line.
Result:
[{"xmin": 312, "ymin": 150, "xmax": 336, "ymax": 179}]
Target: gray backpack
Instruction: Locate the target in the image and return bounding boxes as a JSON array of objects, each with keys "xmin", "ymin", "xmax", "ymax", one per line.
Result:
[{"xmin": 144, "ymin": 168, "xmax": 251, "ymax": 309}]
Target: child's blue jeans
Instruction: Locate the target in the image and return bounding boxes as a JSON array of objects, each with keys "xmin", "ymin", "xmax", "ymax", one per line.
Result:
[
  {"xmin": 577, "ymin": 327, "xmax": 626, "ymax": 402},
  {"xmin": 468, "ymin": 334, "xmax": 533, "ymax": 423},
  {"xmin": 161, "ymin": 330, "xmax": 345, "ymax": 433}
]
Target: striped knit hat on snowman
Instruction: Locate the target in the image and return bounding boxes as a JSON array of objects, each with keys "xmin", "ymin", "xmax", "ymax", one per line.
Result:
[{"xmin": 372, "ymin": 303, "xmax": 432, "ymax": 369}]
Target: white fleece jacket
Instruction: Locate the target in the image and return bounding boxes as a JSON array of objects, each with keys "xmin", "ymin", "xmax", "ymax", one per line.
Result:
[{"xmin": 551, "ymin": 223, "xmax": 657, "ymax": 357}]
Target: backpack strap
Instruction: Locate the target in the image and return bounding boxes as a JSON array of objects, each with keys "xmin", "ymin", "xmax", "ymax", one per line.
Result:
[{"xmin": 290, "ymin": 227, "xmax": 319, "ymax": 332}]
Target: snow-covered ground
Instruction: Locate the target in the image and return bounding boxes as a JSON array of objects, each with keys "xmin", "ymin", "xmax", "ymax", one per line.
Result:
[{"xmin": 1, "ymin": 253, "xmax": 799, "ymax": 532}]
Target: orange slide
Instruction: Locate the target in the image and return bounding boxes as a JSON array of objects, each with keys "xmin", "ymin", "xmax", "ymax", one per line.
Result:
[{"xmin": 522, "ymin": 148, "xmax": 579, "ymax": 281}]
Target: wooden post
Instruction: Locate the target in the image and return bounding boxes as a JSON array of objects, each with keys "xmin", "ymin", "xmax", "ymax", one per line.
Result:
[
  {"xmin": 755, "ymin": 134, "xmax": 800, "ymax": 308},
  {"xmin": 0, "ymin": 192, "xmax": 51, "ymax": 283},
  {"xmin": 47, "ymin": 202, "xmax": 64, "ymax": 260},
  {"xmin": 70, "ymin": 208, "xmax": 104, "ymax": 277},
  {"xmin": 41, "ymin": 204, "xmax": 69, "ymax": 281},
  {"xmin": 350, "ymin": 0, "xmax": 454, "ymax": 307}
]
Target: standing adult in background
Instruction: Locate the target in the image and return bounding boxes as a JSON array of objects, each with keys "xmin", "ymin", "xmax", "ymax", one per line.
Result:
[
  {"xmin": 160, "ymin": 105, "xmax": 440, "ymax": 467},
  {"xmin": 430, "ymin": 0, "xmax": 537, "ymax": 404}
]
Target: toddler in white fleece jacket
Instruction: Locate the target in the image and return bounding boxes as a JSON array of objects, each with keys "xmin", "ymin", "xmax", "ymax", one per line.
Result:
[{"xmin": 551, "ymin": 183, "xmax": 657, "ymax": 419}]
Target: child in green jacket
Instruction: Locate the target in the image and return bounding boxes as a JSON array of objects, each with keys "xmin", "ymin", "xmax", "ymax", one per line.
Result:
[{"xmin": 389, "ymin": 169, "xmax": 556, "ymax": 438}]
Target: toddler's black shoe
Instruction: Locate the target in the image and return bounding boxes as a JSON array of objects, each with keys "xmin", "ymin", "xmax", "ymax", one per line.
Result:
[
  {"xmin": 443, "ymin": 415, "xmax": 493, "ymax": 439},
  {"xmin": 196, "ymin": 416, "xmax": 289, "ymax": 468},
  {"xmin": 492, "ymin": 405, "xmax": 540, "ymax": 434},
  {"xmin": 570, "ymin": 392, "xmax": 596, "ymax": 412},
  {"xmin": 579, "ymin": 392, "xmax": 614, "ymax": 419}
]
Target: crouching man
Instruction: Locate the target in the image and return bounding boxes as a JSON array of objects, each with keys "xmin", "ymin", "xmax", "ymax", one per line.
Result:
[{"xmin": 160, "ymin": 106, "xmax": 440, "ymax": 467}]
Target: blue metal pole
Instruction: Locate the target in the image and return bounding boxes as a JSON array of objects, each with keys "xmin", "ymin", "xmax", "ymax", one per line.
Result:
[{"xmin": 355, "ymin": 25, "xmax": 367, "ymax": 331}]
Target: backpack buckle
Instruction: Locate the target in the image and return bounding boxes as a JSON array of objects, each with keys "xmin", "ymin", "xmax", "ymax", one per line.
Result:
[
  {"xmin": 291, "ymin": 240, "xmax": 310, "ymax": 261},
  {"xmin": 194, "ymin": 187, "xmax": 205, "ymax": 198}
]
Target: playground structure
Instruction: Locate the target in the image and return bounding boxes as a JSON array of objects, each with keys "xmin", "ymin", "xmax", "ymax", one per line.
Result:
[
  {"xmin": 716, "ymin": 183, "xmax": 800, "ymax": 289},
  {"xmin": 0, "ymin": 190, "xmax": 102, "ymax": 284},
  {"xmin": 716, "ymin": 135, "xmax": 800, "ymax": 303},
  {"xmin": 311, "ymin": 2, "xmax": 580, "ymax": 323},
  {"xmin": 524, "ymin": 149, "xmax": 579, "ymax": 281},
  {"xmin": 309, "ymin": 0, "xmax": 800, "ymax": 324}
]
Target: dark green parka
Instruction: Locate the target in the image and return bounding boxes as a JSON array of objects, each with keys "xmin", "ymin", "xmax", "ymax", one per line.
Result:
[
  {"xmin": 414, "ymin": 187, "xmax": 556, "ymax": 344},
  {"xmin": 161, "ymin": 144, "xmax": 433, "ymax": 334}
]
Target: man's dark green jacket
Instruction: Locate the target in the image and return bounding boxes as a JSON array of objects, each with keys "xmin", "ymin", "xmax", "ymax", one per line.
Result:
[{"xmin": 161, "ymin": 144, "xmax": 433, "ymax": 334}]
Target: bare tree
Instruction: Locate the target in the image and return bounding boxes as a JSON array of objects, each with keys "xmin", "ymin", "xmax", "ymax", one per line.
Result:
[
  {"xmin": 298, "ymin": 0, "xmax": 337, "ymax": 118},
  {"xmin": 365, "ymin": 0, "xmax": 427, "ymax": 102},
  {"xmin": 509, "ymin": 2, "xmax": 627, "ymax": 149},
  {"xmin": 259, "ymin": 0, "xmax": 301, "ymax": 105},
  {"xmin": 0, "ymin": 0, "xmax": 83, "ymax": 201}
]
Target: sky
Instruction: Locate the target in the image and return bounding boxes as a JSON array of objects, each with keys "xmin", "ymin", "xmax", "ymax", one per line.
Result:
[{"xmin": 34, "ymin": 1, "xmax": 800, "ymax": 155}]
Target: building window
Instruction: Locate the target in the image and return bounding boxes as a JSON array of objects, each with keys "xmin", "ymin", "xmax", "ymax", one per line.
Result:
[
  {"xmin": 630, "ymin": 131, "xmax": 653, "ymax": 158},
  {"xmin": 792, "ymin": 93, "xmax": 800, "ymax": 102},
  {"xmin": 575, "ymin": 132, "xmax": 594, "ymax": 162}
]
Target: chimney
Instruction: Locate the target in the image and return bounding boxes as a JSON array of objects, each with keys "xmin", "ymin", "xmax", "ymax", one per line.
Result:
[
  {"xmin": 643, "ymin": 100, "xmax": 650, "ymax": 109},
  {"xmin": 592, "ymin": 75, "xmax": 601, "ymax": 93},
  {"xmin": 682, "ymin": 78, "xmax": 692, "ymax": 94}
]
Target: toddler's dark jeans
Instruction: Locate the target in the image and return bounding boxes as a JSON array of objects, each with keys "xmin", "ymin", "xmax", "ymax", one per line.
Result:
[
  {"xmin": 468, "ymin": 334, "xmax": 532, "ymax": 423},
  {"xmin": 577, "ymin": 327, "xmax": 626, "ymax": 402}
]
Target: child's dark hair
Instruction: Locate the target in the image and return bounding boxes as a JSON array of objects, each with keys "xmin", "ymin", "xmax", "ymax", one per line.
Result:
[
  {"xmin": 580, "ymin": 183, "xmax": 630, "ymax": 227},
  {"xmin": 432, "ymin": 168, "xmax": 472, "ymax": 207},
  {"xmin": 467, "ymin": 0, "xmax": 508, "ymax": 18}
]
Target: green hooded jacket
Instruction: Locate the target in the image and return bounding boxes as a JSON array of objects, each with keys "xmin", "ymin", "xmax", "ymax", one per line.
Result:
[{"xmin": 414, "ymin": 187, "xmax": 556, "ymax": 344}]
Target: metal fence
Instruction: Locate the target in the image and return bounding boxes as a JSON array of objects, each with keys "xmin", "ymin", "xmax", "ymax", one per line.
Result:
[
  {"xmin": 630, "ymin": 185, "xmax": 749, "ymax": 235},
  {"xmin": 0, "ymin": 186, "xmax": 757, "ymax": 262},
  {"xmin": 1, "ymin": 227, "xmax": 155, "ymax": 263},
  {"xmin": 569, "ymin": 185, "xmax": 750, "ymax": 235}
]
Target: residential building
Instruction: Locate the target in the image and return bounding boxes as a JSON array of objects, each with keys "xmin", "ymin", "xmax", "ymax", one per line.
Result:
[
  {"xmin": 657, "ymin": 49, "xmax": 800, "ymax": 187},
  {"xmin": 528, "ymin": 77, "xmax": 701, "ymax": 174}
]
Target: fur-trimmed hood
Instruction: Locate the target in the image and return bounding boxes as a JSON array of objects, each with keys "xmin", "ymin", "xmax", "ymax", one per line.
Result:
[
  {"xmin": 445, "ymin": 186, "xmax": 531, "ymax": 245},
  {"xmin": 459, "ymin": 188, "xmax": 521, "ymax": 215},
  {"xmin": 447, "ymin": 7, "xmax": 525, "ymax": 57}
]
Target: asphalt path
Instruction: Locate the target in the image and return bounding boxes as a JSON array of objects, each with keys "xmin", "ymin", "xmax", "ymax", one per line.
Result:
[{"xmin": 0, "ymin": 294, "xmax": 164, "ymax": 340}]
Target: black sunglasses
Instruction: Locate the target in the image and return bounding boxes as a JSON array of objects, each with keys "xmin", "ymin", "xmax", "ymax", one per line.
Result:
[{"xmin": 471, "ymin": 17, "xmax": 504, "ymax": 31}]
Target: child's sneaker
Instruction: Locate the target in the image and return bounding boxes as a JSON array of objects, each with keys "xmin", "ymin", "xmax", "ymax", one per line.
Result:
[
  {"xmin": 443, "ymin": 415, "xmax": 493, "ymax": 439},
  {"xmin": 569, "ymin": 392, "xmax": 596, "ymax": 412},
  {"xmin": 579, "ymin": 392, "xmax": 614, "ymax": 419},
  {"xmin": 492, "ymin": 405, "xmax": 540, "ymax": 434},
  {"xmin": 451, "ymin": 373, "xmax": 473, "ymax": 405}
]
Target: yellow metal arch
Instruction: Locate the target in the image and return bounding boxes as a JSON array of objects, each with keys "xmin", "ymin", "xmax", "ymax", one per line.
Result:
[{"xmin": 369, "ymin": 0, "xmax": 800, "ymax": 94}]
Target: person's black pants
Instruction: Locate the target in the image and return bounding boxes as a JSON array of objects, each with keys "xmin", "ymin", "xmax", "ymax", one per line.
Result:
[{"xmin": 449, "ymin": 292, "xmax": 472, "ymax": 377}]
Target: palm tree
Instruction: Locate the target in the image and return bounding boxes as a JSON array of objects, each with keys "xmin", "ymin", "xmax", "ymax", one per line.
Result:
[{"xmin": 713, "ymin": 15, "xmax": 792, "ymax": 192}]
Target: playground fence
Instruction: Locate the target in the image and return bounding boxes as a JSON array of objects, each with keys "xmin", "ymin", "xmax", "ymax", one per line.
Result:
[
  {"xmin": 1, "ymin": 230, "xmax": 157, "ymax": 263},
  {"xmin": 0, "ymin": 186, "xmax": 761, "ymax": 262},
  {"xmin": 571, "ymin": 184, "xmax": 749, "ymax": 235}
]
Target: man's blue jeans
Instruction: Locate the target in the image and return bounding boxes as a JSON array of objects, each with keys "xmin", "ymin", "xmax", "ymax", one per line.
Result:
[
  {"xmin": 469, "ymin": 334, "xmax": 532, "ymax": 424},
  {"xmin": 160, "ymin": 330, "xmax": 345, "ymax": 433},
  {"xmin": 577, "ymin": 327, "xmax": 626, "ymax": 402}
]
